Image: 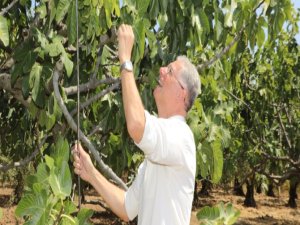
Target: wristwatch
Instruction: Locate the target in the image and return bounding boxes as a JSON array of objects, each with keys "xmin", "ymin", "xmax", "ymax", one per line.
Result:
[{"xmin": 120, "ymin": 60, "xmax": 133, "ymax": 73}]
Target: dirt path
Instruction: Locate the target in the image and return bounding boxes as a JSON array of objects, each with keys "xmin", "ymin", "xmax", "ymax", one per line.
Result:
[
  {"xmin": 192, "ymin": 188, "xmax": 300, "ymax": 225},
  {"xmin": 1, "ymin": 186, "xmax": 300, "ymax": 225}
]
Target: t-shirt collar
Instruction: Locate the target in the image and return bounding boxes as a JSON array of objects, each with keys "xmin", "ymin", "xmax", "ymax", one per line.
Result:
[{"xmin": 169, "ymin": 115, "xmax": 186, "ymax": 122}]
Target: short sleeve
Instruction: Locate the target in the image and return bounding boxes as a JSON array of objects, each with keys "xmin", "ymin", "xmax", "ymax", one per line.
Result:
[
  {"xmin": 124, "ymin": 188, "xmax": 138, "ymax": 220},
  {"xmin": 124, "ymin": 162, "xmax": 146, "ymax": 220},
  {"xmin": 135, "ymin": 110, "xmax": 188, "ymax": 166},
  {"xmin": 135, "ymin": 110, "xmax": 159, "ymax": 155}
]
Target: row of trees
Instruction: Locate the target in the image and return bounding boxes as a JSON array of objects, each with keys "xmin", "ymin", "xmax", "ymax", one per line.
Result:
[{"xmin": 0, "ymin": 0, "xmax": 299, "ymax": 223}]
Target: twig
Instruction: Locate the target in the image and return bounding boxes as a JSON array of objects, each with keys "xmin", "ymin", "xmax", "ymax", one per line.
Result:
[
  {"xmin": 0, "ymin": 73, "xmax": 31, "ymax": 107},
  {"xmin": 92, "ymin": 43, "xmax": 118, "ymax": 79},
  {"xmin": 275, "ymin": 106, "xmax": 292, "ymax": 149},
  {"xmin": 223, "ymin": 88, "xmax": 252, "ymax": 112},
  {"xmin": 0, "ymin": 134, "xmax": 49, "ymax": 172},
  {"xmin": 283, "ymin": 104, "xmax": 292, "ymax": 125},
  {"xmin": 104, "ymin": 45, "xmax": 118, "ymax": 56},
  {"xmin": 70, "ymin": 81, "xmax": 120, "ymax": 116},
  {"xmin": 198, "ymin": 27, "xmax": 244, "ymax": 71},
  {"xmin": 88, "ymin": 124, "xmax": 103, "ymax": 137},
  {"xmin": 0, "ymin": 0, "xmax": 18, "ymax": 16},
  {"xmin": 53, "ymin": 61, "xmax": 127, "ymax": 190},
  {"xmin": 198, "ymin": 0, "xmax": 266, "ymax": 71},
  {"xmin": 91, "ymin": 47, "xmax": 104, "ymax": 79}
]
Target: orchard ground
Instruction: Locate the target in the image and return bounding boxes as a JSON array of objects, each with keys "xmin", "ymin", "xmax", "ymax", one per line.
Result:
[{"xmin": 0, "ymin": 182, "xmax": 299, "ymax": 225}]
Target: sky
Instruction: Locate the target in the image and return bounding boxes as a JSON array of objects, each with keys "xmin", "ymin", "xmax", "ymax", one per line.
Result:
[{"xmin": 292, "ymin": 0, "xmax": 300, "ymax": 43}]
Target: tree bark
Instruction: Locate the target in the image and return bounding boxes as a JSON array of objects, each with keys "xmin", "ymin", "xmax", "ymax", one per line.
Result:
[
  {"xmin": 244, "ymin": 180, "xmax": 257, "ymax": 207},
  {"xmin": 199, "ymin": 179, "xmax": 212, "ymax": 196},
  {"xmin": 53, "ymin": 64, "xmax": 128, "ymax": 190},
  {"xmin": 267, "ymin": 183, "xmax": 276, "ymax": 197},
  {"xmin": 194, "ymin": 180, "xmax": 198, "ymax": 200},
  {"xmin": 192, "ymin": 180, "xmax": 199, "ymax": 207},
  {"xmin": 12, "ymin": 171, "xmax": 24, "ymax": 204},
  {"xmin": 0, "ymin": 73, "xmax": 30, "ymax": 107},
  {"xmin": 233, "ymin": 177, "xmax": 245, "ymax": 196},
  {"xmin": 256, "ymin": 182, "xmax": 262, "ymax": 194},
  {"xmin": 287, "ymin": 179, "xmax": 298, "ymax": 208}
]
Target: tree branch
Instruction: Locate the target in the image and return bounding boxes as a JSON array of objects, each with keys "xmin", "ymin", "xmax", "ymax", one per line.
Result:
[
  {"xmin": 91, "ymin": 47, "xmax": 104, "ymax": 80},
  {"xmin": 275, "ymin": 106, "xmax": 292, "ymax": 149},
  {"xmin": 0, "ymin": 134, "xmax": 49, "ymax": 172},
  {"xmin": 283, "ymin": 104, "xmax": 292, "ymax": 125},
  {"xmin": 255, "ymin": 168, "xmax": 300, "ymax": 186},
  {"xmin": 99, "ymin": 26, "xmax": 117, "ymax": 47},
  {"xmin": 0, "ymin": 73, "xmax": 31, "ymax": 107},
  {"xmin": 223, "ymin": 88, "xmax": 253, "ymax": 112},
  {"xmin": 64, "ymin": 77, "xmax": 119, "ymax": 96},
  {"xmin": 198, "ymin": 27, "xmax": 244, "ymax": 71},
  {"xmin": 53, "ymin": 61, "xmax": 127, "ymax": 190},
  {"xmin": 197, "ymin": 0, "xmax": 266, "ymax": 71},
  {"xmin": 70, "ymin": 81, "xmax": 120, "ymax": 116},
  {"xmin": 0, "ymin": 0, "xmax": 18, "ymax": 16},
  {"xmin": 260, "ymin": 151, "xmax": 300, "ymax": 170},
  {"xmin": 0, "ymin": 58, "xmax": 14, "ymax": 70}
]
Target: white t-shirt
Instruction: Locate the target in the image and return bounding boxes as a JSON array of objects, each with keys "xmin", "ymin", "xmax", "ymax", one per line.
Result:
[{"xmin": 125, "ymin": 110, "xmax": 196, "ymax": 225}]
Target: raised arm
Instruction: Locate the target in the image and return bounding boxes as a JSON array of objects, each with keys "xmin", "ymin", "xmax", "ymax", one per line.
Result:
[{"xmin": 118, "ymin": 24, "xmax": 145, "ymax": 143}]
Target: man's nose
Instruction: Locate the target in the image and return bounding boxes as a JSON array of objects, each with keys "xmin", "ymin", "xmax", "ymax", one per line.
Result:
[{"xmin": 159, "ymin": 67, "xmax": 168, "ymax": 79}]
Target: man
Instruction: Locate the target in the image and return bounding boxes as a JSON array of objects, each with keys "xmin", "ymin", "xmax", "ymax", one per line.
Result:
[{"xmin": 73, "ymin": 24, "xmax": 201, "ymax": 224}]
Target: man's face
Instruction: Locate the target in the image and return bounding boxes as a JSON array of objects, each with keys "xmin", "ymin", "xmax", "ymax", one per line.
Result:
[{"xmin": 153, "ymin": 60, "xmax": 186, "ymax": 109}]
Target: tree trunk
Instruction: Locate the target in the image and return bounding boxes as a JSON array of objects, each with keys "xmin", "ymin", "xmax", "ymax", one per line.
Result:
[
  {"xmin": 199, "ymin": 179, "xmax": 212, "ymax": 196},
  {"xmin": 233, "ymin": 177, "xmax": 245, "ymax": 196},
  {"xmin": 194, "ymin": 180, "xmax": 198, "ymax": 199},
  {"xmin": 244, "ymin": 180, "xmax": 257, "ymax": 207},
  {"xmin": 256, "ymin": 182, "xmax": 262, "ymax": 194},
  {"xmin": 12, "ymin": 171, "xmax": 24, "ymax": 204},
  {"xmin": 193, "ymin": 180, "xmax": 199, "ymax": 207},
  {"xmin": 267, "ymin": 183, "xmax": 276, "ymax": 197},
  {"xmin": 287, "ymin": 180, "xmax": 298, "ymax": 208}
]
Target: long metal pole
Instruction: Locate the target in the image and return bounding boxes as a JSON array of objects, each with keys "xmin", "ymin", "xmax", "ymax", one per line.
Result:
[{"xmin": 75, "ymin": 0, "xmax": 81, "ymax": 210}]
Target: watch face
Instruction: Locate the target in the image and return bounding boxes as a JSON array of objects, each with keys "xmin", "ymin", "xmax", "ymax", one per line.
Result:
[
  {"xmin": 121, "ymin": 61, "xmax": 133, "ymax": 72},
  {"xmin": 125, "ymin": 61, "xmax": 133, "ymax": 71}
]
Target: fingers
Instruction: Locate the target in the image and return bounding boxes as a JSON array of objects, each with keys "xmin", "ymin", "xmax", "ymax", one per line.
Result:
[
  {"xmin": 73, "ymin": 161, "xmax": 81, "ymax": 169},
  {"xmin": 74, "ymin": 168, "xmax": 81, "ymax": 176},
  {"xmin": 73, "ymin": 155, "xmax": 82, "ymax": 176},
  {"xmin": 70, "ymin": 141, "xmax": 83, "ymax": 179},
  {"xmin": 117, "ymin": 24, "xmax": 134, "ymax": 64},
  {"xmin": 118, "ymin": 24, "xmax": 132, "ymax": 33},
  {"xmin": 117, "ymin": 24, "xmax": 134, "ymax": 40},
  {"xmin": 71, "ymin": 141, "xmax": 84, "ymax": 156}
]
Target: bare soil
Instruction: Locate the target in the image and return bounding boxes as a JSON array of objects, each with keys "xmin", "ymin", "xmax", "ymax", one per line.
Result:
[{"xmin": 1, "ymin": 185, "xmax": 299, "ymax": 225}]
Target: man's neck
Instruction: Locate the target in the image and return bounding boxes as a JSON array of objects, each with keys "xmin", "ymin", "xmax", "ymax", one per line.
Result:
[{"xmin": 158, "ymin": 109, "xmax": 186, "ymax": 119}]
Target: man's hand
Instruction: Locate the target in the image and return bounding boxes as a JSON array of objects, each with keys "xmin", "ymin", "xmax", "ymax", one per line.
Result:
[
  {"xmin": 72, "ymin": 142, "xmax": 129, "ymax": 222},
  {"xmin": 72, "ymin": 142, "xmax": 96, "ymax": 183},
  {"xmin": 118, "ymin": 24, "xmax": 135, "ymax": 64}
]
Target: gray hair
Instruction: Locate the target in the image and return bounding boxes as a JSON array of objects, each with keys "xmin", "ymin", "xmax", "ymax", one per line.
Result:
[{"xmin": 177, "ymin": 55, "xmax": 201, "ymax": 111}]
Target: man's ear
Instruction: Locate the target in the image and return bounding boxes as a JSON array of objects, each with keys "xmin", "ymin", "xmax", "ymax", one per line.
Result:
[
  {"xmin": 183, "ymin": 89, "xmax": 188, "ymax": 106},
  {"xmin": 183, "ymin": 89, "xmax": 188, "ymax": 99}
]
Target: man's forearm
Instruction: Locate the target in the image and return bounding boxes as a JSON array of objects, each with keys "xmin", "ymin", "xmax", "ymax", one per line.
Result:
[
  {"xmin": 90, "ymin": 168, "xmax": 129, "ymax": 222},
  {"xmin": 121, "ymin": 70, "xmax": 145, "ymax": 143},
  {"xmin": 117, "ymin": 24, "xmax": 145, "ymax": 143}
]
